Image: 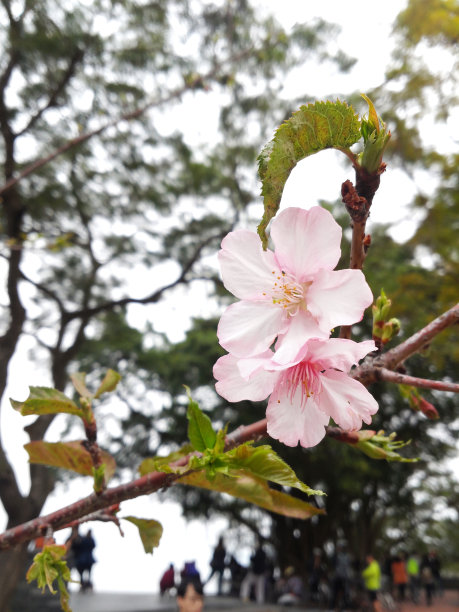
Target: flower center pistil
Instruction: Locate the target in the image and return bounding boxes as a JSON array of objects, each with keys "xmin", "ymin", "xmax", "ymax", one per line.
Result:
[
  {"xmin": 264, "ymin": 270, "xmax": 305, "ymax": 315},
  {"xmin": 278, "ymin": 361, "xmax": 322, "ymax": 410}
]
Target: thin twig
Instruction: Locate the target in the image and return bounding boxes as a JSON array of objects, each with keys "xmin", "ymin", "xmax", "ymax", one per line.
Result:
[{"xmin": 378, "ymin": 368, "xmax": 459, "ymax": 393}]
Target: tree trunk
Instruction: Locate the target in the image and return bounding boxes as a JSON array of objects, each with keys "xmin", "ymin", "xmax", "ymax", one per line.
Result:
[{"xmin": 0, "ymin": 544, "xmax": 29, "ymax": 612}]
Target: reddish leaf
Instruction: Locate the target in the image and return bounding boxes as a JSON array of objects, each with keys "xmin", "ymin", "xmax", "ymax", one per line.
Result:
[{"xmin": 24, "ymin": 441, "xmax": 116, "ymax": 481}]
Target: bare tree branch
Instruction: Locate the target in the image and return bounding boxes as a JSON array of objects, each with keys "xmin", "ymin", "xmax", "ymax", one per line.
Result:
[
  {"xmin": 62, "ymin": 231, "xmax": 225, "ymax": 323},
  {"xmin": 16, "ymin": 48, "xmax": 85, "ymax": 137},
  {"xmin": 0, "ymin": 48, "xmax": 254, "ymax": 196}
]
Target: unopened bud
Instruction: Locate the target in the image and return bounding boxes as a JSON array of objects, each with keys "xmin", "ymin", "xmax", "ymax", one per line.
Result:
[
  {"xmin": 381, "ymin": 317, "xmax": 401, "ymax": 345},
  {"xmin": 416, "ymin": 397, "xmax": 439, "ymax": 420},
  {"xmin": 356, "ymin": 440, "xmax": 389, "ymax": 460},
  {"xmin": 358, "ymin": 94, "xmax": 391, "ymax": 173}
]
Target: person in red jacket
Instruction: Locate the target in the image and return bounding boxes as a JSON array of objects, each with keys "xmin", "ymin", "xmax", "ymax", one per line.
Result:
[
  {"xmin": 160, "ymin": 563, "xmax": 175, "ymax": 596},
  {"xmin": 391, "ymin": 554, "xmax": 408, "ymax": 601}
]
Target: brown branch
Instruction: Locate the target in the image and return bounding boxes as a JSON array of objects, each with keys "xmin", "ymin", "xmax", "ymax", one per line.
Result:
[
  {"xmin": 378, "ymin": 368, "xmax": 459, "ymax": 394},
  {"xmin": 0, "ymin": 417, "xmax": 264, "ymax": 550},
  {"xmin": 0, "ymin": 417, "xmax": 368, "ymax": 550},
  {"xmin": 339, "ymin": 164, "xmax": 385, "ymax": 340},
  {"xmin": 0, "ymin": 48, "xmax": 253, "ymax": 196},
  {"xmin": 380, "ymin": 303, "xmax": 459, "ymax": 370}
]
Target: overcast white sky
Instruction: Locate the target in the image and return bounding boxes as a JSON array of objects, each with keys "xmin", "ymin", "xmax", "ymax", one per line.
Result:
[{"xmin": 1, "ymin": 0, "xmax": 455, "ymax": 599}]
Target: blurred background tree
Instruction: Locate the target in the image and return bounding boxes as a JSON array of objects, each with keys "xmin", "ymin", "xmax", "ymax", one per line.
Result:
[
  {"xmin": 0, "ymin": 0, "xmax": 356, "ymax": 607},
  {"xmin": 0, "ymin": 0, "xmax": 457, "ymax": 608}
]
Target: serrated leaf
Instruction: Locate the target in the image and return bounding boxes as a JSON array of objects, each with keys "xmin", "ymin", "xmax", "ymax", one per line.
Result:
[
  {"xmin": 257, "ymin": 100, "xmax": 361, "ymax": 247},
  {"xmin": 186, "ymin": 388, "xmax": 217, "ymax": 452},
  {"xmin": 138, "ymin": 443, "xmax": 194, "ymax": 476},
  {"xmin": 94, "ymin": 369, "xmax": 121, "ymax": 398},
  {"xmin": 224, "ymin": 443, "xmax": 323, "ymax": 495},
  {"xmin": 10, "ymin": 387, "xmax": 81, "ymax": 417},
  {"xmin": 123, "ymin": 517, "xmax": 163, "ymax": 554},
  {"xmin": 70, "ymin": 372, "xmax": 92, "ymax": 399},
  {"xmin": 24, "ymin": 441, "xmax": 116, "ymax": 481},
  {"xmin": 179, "ymin": 471, "xmax": 324, "ymax": 520}
]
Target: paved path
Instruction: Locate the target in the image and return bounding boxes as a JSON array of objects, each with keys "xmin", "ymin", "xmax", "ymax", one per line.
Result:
[{"xmin": 69, "ymin": 590, "xmax": 459, "ymax": 612}]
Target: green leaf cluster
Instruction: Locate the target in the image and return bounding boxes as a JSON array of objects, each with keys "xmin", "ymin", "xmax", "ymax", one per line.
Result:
[
  {"xmin": 26, "ymin": 545, "xmax": 72, "ymax": 612},
  {"xmin": 140, "ymin": 395, "xmax": 323, "ymax": 520}
]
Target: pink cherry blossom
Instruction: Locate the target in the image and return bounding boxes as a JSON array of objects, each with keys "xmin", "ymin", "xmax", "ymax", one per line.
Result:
[
  {"xmin": 217, "ymin": 206, "xmax": 373, "ymax": 362},
  {"xmin": 213, "ymin": 338, "xmax": 378, "ymax": 448}
]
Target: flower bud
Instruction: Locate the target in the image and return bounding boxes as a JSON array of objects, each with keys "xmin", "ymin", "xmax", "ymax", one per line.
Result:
[
  {"xmin": 358, "ymin": 94, "xmax": 391, "ymax": 174},
  {"xmin": 381, "ymin": 317, "xmax": 401, "ymax": 345},
  {"xmin": 412, "ymin": 396, "xmax": 439, "ymax": 420}
]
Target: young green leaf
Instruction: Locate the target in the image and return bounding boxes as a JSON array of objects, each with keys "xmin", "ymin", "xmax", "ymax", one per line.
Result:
[
  {"xmin": 94, "ymin": 369, "xmax": 121, "ymax": 398},
  {"xmin": 179, "ymin": 471, "xmax": 324, "ymax": 520},
  {"xmin": 123, "ymin": 517, "xmax": 163, "ymax": 554},
  {"xmin": 92, "ymin": 464, "xmax": 107, "ymax": 493},
  {"xmin": 185, "ymin": 387, "xmax": 217, "ymax": 452},
  {"xmin": 26, "ymin": 545, "xmax": 72, "ymax": 612},
  {"xmin": 24, "ymin": 441, "xmax": 116, "ymax": 481},
  {"xmin": 10, "ymin": 387, "xmax": 81, "ymax": 417},
  {"xmin": 257, "ymin": 99, "xmax": 361, "ymax": 247},
  {"xmin": 70, "ymin": 372, "xmax": 93, "ymax": 399},
  {"xmin": 138, "ymin": 443, "xmax": 194, "ymax": 476},
  {"xmin": 224, "ymin": 443, "xmax": 323, "ymax": 495}
]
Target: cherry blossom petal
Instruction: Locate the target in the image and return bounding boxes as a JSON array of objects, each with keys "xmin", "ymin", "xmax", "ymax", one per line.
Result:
[
  {"xmin": 237, "ymin": 350, "xmax": 274, "ymax": 378},
  {"xmin": 271, "ymin": 207, "xmax": 342, "ymax": 280},
  {"xmin": 304, "ymin": 338, "xmax": 376, "ymax": 372},
  {"xmin": 271, "ymin": 311, "xmax": 328, "ymax": 365},
  {"xmin": 267, "ymin": 382, "xmax": 329, "ymax": 448},
  {"xmin": 219, "ymin": 230, "xmax": 278, "ymax": 300},
  {"xmin": 307, "ymin": 268, "xmax": 373, "ymax": 331},
  {"xmin": 318, "ymin": 369, "xmax": 379, "ymax": 431},
  {"xmin": 217, "ymin": 300, "xmax": 287, "ymax": 357},
  {"xmin": 213, "ymin": 354, "xmax": 277, "ymax": 402}
]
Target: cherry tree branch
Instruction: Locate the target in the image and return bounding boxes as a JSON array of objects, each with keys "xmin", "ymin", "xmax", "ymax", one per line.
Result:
[
  {"xmin": 0, "ymin": 417, "xmax": 358, "ymax": 550},
  {"xmin": 377, "ymin": 368, "xmax": 459, "ymax": 393},
  {"xmin": 380, "ymin": 302, "xmax": 459, "ymax": 370}
]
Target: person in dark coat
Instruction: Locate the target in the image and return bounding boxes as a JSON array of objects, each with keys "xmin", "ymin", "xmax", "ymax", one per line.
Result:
[
  {"xmin": 71, "ymin": 528, "xmax": 96, "ymax": 590},
  {"xmin": 205, "ymin": 537, "xmax": 227, "ymax": 595}
]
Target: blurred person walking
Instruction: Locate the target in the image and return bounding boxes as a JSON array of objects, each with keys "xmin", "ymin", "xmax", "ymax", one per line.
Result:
[
  {"xmin": 391, "ymin": 554, "xmax": 408, "ymax": 602},
  {"xmin": 407, "ymin": 552, "xmax": 421, "ymax": 603},
  {"xmin": 205, "ymin": 536, "xmax": 226, "ymax": 595},
  {"xmin": 71, "ymin": 528, "xmax": 96, "ymax": 591},
  {"xmin": 362, "ymin": 554, "xmax": 382, "ymax": 612},
  {"xmin": 421, "ymin": 554, "xmax": 435, "ymax": 606},
  {"xmin": 160, "ymin": 563, "xmax": 176, "ymax": 596},
  {"xmin": 329, "ymin": 542, "xmax": 352, "ymax": 611},
  {"xmin": 240, "ymin": 541, "xmax": 267, "ymax": 604}
]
